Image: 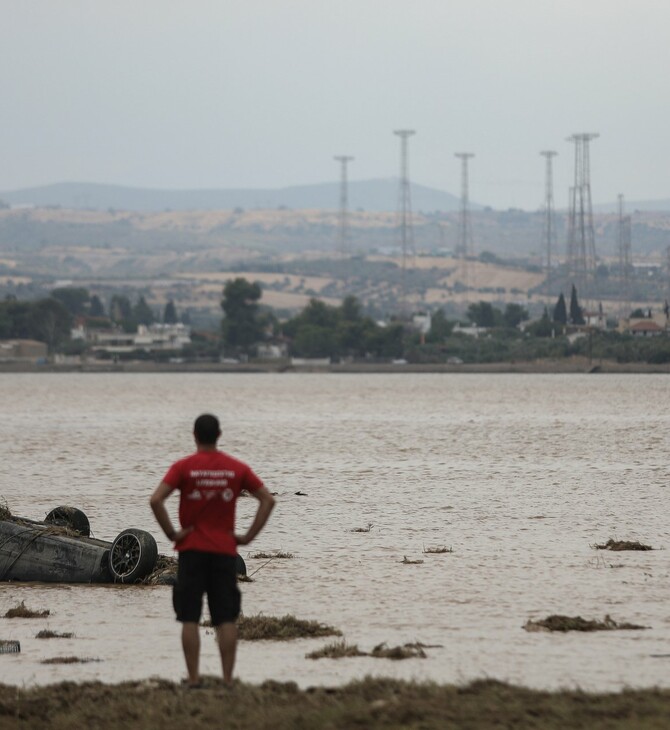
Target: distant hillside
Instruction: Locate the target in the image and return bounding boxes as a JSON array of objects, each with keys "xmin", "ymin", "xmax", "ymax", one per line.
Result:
[{"xmin": 0, "ymin": 179, "xmax": 470, "ymax": 214}]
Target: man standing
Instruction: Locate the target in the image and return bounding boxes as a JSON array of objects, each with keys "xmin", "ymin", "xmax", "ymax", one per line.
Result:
[{"xmin": 150, "ymin": 413, "xmax": 275, "ymax": 687}]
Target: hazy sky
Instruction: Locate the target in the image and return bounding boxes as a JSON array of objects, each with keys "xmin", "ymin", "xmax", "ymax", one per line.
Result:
[{"xmin": 1, "ymin": 1, "xmax": 669, "ymax": 209}]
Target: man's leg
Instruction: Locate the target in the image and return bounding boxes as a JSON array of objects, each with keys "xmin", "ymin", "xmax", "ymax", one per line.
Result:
[
  {"xmin": 181, "ymin": 622, "xmax": 201, "ymax": 685},
  {"xmin": 215, "ymin": 622, "xmax": 237, "ymax": 685}
]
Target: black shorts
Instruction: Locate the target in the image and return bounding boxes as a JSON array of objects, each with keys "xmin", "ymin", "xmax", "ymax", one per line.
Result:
[{"xmin": 172, "ymin": 551, "xmax": 241, "ymax": 626}]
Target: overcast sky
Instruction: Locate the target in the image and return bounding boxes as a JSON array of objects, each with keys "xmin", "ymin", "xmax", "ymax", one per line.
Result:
[{"xmin": 1, "ymin": 0, "xmax": 668, "ymax": 209}]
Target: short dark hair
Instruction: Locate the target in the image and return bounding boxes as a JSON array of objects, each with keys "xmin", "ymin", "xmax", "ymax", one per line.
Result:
[{"xmin": 193, "ymin": 414, "xmax": 221, "ymax": 445}]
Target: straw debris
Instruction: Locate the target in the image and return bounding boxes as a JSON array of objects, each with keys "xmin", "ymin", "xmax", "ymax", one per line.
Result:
[
  {"xmin": 350, "ymin": 523, "xmax": 374, "ymax": 533},
  {"xmin": 594, "ymin": 539, "xmax": 653, "ymax": 551},
  {"xmin": 249, "ymin": 551, "xmax": 294, "ymax": 559},
  {"xmin": 523, "ymin": 614, "xmax": 648, "ymax": 633},
  {"xmin": 423, "ymin": 545, "xmax": 453, "ymax": 554},
  {"xmin": 40, "ymin": 656, "xmax": 100, "ymax": 665},
  {"xmin": 307, "ymin": 640, "xmax": 438, "ymax": 660},
  {"xmin": 306, "ymin": 641, "xmax": 367, "ymax": 659},
  {"xmin": 35, "ymin": 630, "xmax": 74, "ymax": 639},
  {"xmin": 370, "ymin": 642, "xmax": 427, "ymax": 660},
  {"xmin": 202, "ymin": 614, "xmax": 341, "ymax": 641},
  {"xmin": 0, "ymin": 499, "xmax": 11, "ymax": 521},
  {"xmin": 4, "ymin": 601, "xmax": 50, "ymax": 619},
  {"xmin": 400, "ymin": 556, "xmax": 424, "ymax": 564}
]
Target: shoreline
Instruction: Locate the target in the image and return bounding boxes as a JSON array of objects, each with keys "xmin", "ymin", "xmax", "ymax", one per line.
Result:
[
  {"xmin": 2, "ymin": 357, "xmax": 670, "ymax": 374},
  {"xmin": 1, "ymin": 676, "xmax": 670, "ymax": 729}
]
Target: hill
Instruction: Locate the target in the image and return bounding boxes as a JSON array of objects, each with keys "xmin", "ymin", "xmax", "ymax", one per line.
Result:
[{"xmin": 0, "ymin": 179, "xmax": 467, "ymax": 214}]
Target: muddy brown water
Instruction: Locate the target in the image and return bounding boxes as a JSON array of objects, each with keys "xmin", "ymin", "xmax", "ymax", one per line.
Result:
[{"xmin": 0, "ymin": 373, "xmax": 669, "ymax": 690}]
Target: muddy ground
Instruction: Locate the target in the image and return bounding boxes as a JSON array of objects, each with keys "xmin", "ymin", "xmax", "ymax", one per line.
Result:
[{"xmin": 2, "ymin": 677, "xmax": 670, "ymax": 729}]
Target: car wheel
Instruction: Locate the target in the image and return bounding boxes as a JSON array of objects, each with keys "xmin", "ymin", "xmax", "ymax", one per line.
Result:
[
  {"xmin": 109, "ymin": 529, "xmax": 158, "ymax": 583},
  {"xmin": 45, "ymin": 506, "xmax": 91, "ymax": 537}
]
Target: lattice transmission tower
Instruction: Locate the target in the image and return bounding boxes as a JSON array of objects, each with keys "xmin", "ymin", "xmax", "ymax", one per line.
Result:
[
  {"xmin": 333, "ymin": 155, "xmax": 354, "ymax": 258},
  {"xmin": 617, "ymin": 194, "xmax": 632, "ymax": 318},
  {"xmin": 394, "ymin": 129, "xmax": 416, "ymax": 307},
  {"xmin": 455, "ymin": 152, "xmax": 475, "ymax": 297},
  {"xmin": 540, "ymin": 150, "xmax": 557, "ymax": 292},
  {"xmin": 566, "ymin": 133, "xmax": 599, "ymax": 304}
]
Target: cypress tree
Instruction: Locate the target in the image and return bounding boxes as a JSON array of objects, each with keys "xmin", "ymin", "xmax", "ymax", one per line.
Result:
[
  {"xmin": 553, "ymin": 293, "xmax": 567, "ymax": 325},
  {"xmin": 569, "ymin": 284, "xmax": 585, "ymax": 325}
]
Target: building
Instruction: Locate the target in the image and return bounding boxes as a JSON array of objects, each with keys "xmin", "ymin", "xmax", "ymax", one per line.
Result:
[
  {"xmin": 0, "ymin": 339, "xmax": 48, "ymax": 362},
  {"xmin": 88, "ymin": 324, "xmax": 192, "ymax": 356}
]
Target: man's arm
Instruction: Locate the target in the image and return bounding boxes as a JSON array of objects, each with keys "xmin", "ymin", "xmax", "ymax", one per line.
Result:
[
  {"xmin": 149, "ymin": 481, "xmax": 193, "ymax": 544},
  {"xmin": 235, "ymin": 486, "xmax": 275, "ymax": 546}
]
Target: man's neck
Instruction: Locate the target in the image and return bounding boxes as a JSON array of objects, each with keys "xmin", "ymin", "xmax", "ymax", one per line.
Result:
[{"xmin": 196, "ymin": 444, "xmax": 218, "ymax": 453}]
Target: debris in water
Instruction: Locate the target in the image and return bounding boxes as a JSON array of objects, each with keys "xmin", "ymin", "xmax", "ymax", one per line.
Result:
[
  {"xmin": 306, "ymin": 641, "xmax": 367, "ymax": 659},
  {"xmin": 350, "ymin": 523, "xmax": 374, "ymax": 533},
  {"xmin": 203, "ymin": 614, "xmax": 341, "ymax": 641},
  {"xmin": 41, "ymin": 656, "xmax": 100, "ymax": 665},
  {"xmin": 370, "ymin": 642, "xmax": 427, "ymax": 660},
  {"xmin": 594, "ymin": 539, "xmax": 653, "ymax": 551},
  {"xmin": 4, "ymin": 601, "xmax": 50, "ymax": 619},
  {"xmin": 294, "ymin": 491, "xmax": 308, "ymax": 496},
  {"xmin": 423, "ymin": 545, "xmax": 453, "ymax": 554},
  {"xmin": 0, "ymin": 640, "xmax": 20, "ymax": 654},
  {"xmin": 523, "ymin": 614, "xmax": 648, "ymax": 633},
  {"xmin": 400, "ymin": 556, "xmax": 424, "ymax": 564},
  {"xmin": 249, "ymin": 551, "xmax": 294, "ymax": 559},
  {"xmin": 35, "ymin": 630, "xmax": 75, "ymax": 639}
]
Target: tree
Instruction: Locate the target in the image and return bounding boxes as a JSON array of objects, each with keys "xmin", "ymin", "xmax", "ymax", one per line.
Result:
[
  {"xmin": 569, "ymin": 284, "xmax": 585, "ymax": 325},
  {"xmin": 502, "ymin": 303, "xmax": 529, "ymax": 328},
  {"xmin": 50, "ymin": 287, "xmax": 90, "ymax": 316},
  {"xmin": 527, "ymin": 307, "xmax": 553, "ymax": 338},
  {"xmin": 89, "ymin": 295, "xmax": 105, "ymax": 317},
  {"xmin": 110, "ymin": 295, "xmax": 132, "ymax": 322},
  {"xmin": 221, "ymin": 278, "xmax": 264, "ymax": 351},
  {"xmin": 427, "ymin": 309, "xmax": 453, "ymax": 342},
  {"xmin": 553, "ymin": 293, "xmax": 567, "ymax": 325},
  {"xmin": 133, "ymin": 296, "xmax": 155, "ymax": 326},
  {"xmin": 163, "ymin": 300, "xmax": 178, "ymax": 324},
  {"xmin": 467, "ymin": 301, "xmax": 499, "ymax": 328}
]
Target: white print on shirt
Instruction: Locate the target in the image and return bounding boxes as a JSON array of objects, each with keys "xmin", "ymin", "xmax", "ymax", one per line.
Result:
[{"xmin": 186, "ymin": 470, "xmax": 237, "ymax": 502}]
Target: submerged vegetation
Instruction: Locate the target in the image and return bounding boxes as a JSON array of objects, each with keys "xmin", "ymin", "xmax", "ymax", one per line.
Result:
[
  {"xmin": 249, "ymin": 551, "xmax": 294, "ymax": 559},
  {"xmin": 524, "ymin": 615, "xmax": 648, "ymax": 633}
]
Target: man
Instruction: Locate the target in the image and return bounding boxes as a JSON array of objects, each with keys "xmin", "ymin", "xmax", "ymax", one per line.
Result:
[{"xmin": 150, "ymin": 413, "xmax": 275, "ymax": 687}]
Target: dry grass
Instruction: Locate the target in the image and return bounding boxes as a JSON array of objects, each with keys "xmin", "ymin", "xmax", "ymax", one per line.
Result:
[
  {"xmin": 4, "ymin": 601, "xmax": 50, "ymax": 619},
  {"xmin": 594, "ymin": 539, "xmax": 653, "ymax": 551},
  {"xmin": 401, "ymin": 556, "xmax": 424, "ymax": 564},
  {"xmin": 40, "ymin": 656, "xmax": 99, "ymax": 665},
  {"xmin": 249, "ymin": 551, "xmax": 294, "ymax": 559},
  {"xmin": 423, "ymin": 545, "xmax": 453, "ymax": 554},
  {"xmin": 0, "ymin": 498, "xmax": 11, "ymax": 521},
  {"xmin": 524, "ymin": 614, "xmax": 648, "ymax": 633},
  {"xmin": 4, "ymin": 676, "xmax": 670, "ymax": 728},
  {"xmin": 35, "ymin": 630, "xmax": 74, "ymax": 639},
  {"xmin": 306, "ymin": 640, "xmax": 367, "ymax": 659}
]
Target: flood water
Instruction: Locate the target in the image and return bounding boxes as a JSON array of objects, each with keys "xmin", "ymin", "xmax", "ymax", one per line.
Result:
[{"xmin": 1, "ymin": 372, "xmax": 669, "ymax": 690}]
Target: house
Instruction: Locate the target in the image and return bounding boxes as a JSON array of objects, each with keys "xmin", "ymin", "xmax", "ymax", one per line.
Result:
[
  {"xmin": 0, "ymin": 339, "xmax": 48, "ymax": 362},
  {"xmin": 629, "ymin": 320, "xmax": 665, "ymax": 338},
  {"xmin": 88, "ymin": 324, "xmax": 192, "ymax": 355}
]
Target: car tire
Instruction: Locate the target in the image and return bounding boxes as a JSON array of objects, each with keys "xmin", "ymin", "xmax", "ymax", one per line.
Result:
[
  {"xmin": 109, "ymin": 528, "xmax": 158, "ymax": 583},
  {"xmin": 45, "ymin": 506, "xmax": 91, "ymax": 537}
]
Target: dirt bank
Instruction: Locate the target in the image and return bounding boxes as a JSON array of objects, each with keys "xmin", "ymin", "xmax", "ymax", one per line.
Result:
[{"xmin": 2, "ymin": 677, "xmax": 670, "ymax": 729}]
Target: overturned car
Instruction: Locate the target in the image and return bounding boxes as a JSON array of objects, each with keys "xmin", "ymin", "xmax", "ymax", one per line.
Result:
[
  {"xmin": 0, "ymin": 506, "xmax": 159, "ymax": 583},
  {"xmin": 0, "ymin": 506, "xmax": 247, "ymax": 584}
]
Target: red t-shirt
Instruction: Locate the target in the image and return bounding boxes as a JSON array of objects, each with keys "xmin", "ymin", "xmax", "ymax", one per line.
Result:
[{"xmin": 162, "ymin": 450, "xmax": 264, "ymax": 555}]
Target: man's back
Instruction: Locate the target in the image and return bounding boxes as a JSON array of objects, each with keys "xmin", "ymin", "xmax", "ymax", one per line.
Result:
[{"xmin": 163, "ymin": 450, "xmax": 263, "ymax": 555}]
